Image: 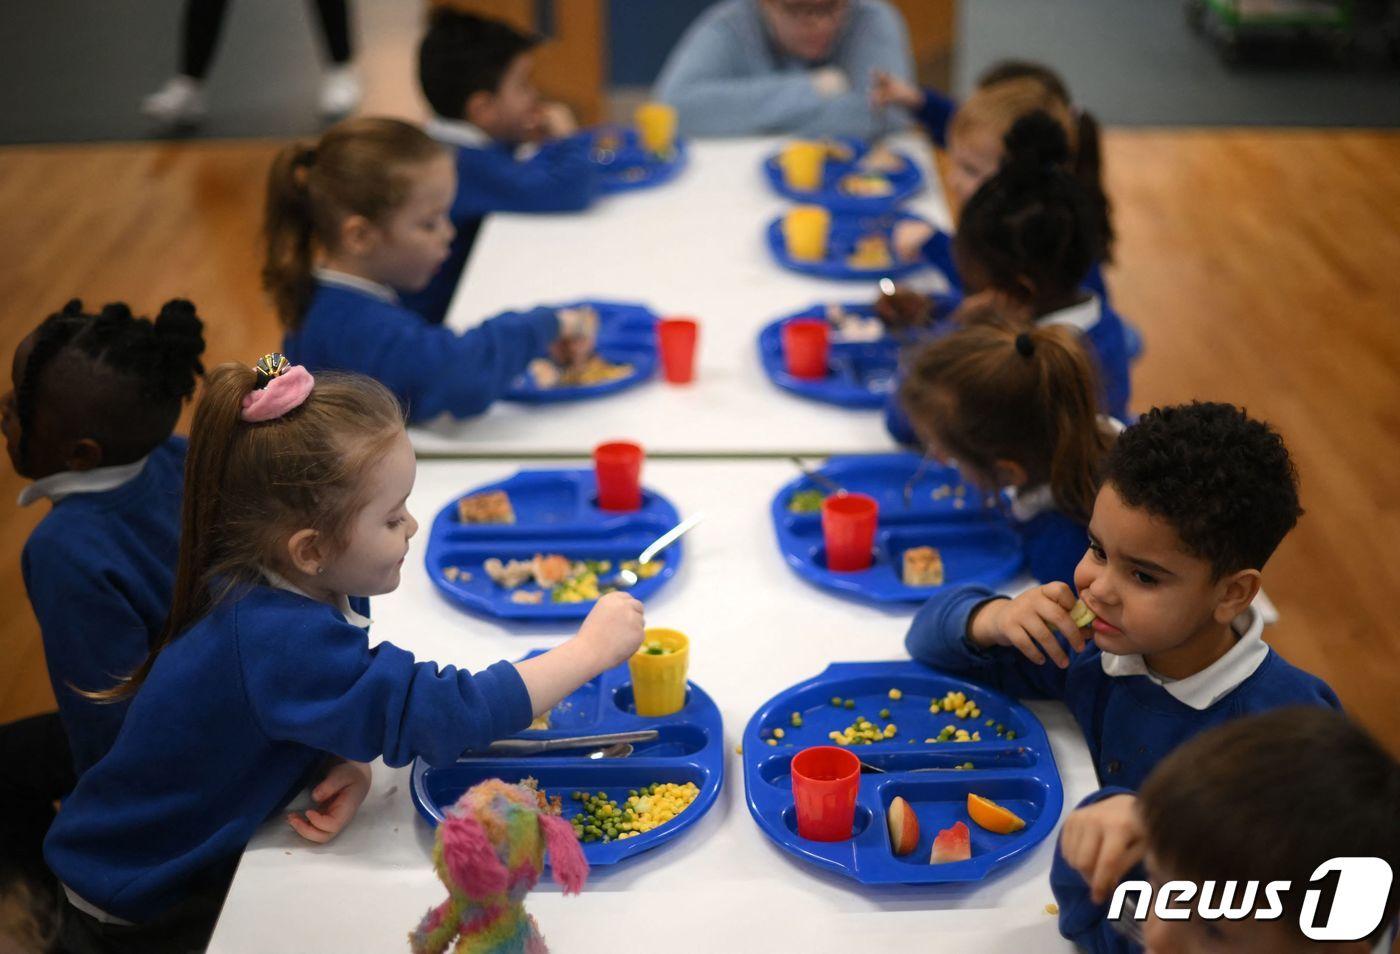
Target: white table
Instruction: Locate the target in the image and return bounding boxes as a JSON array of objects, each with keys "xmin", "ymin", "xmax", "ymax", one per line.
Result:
[
  {"xmin": 208, "ymin": 459, "xmax": 1095, "ymax": 953},
  {"xmin": 410, "ymin": 135, "xmax": 952, "ymax": 457}
]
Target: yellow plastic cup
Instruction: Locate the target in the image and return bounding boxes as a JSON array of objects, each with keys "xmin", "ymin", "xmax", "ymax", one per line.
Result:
[
  {"xmin": 780, "ymin": 140, "xmax": 826, "ymax": 192},
  {"xmin": 634, "ymin": 102, "xmax": 678, "ymax": 156},
  {"xmin": 783, "ymin": 205, "xmax": 831, "ymax": 262},
  {"xmin": 628, "ymin": 627, "xmax": 690, "ymax": 717}
]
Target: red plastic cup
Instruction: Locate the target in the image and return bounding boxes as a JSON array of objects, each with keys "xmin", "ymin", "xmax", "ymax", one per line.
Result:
[
  {"xmin": 657, "ymin": 318, "xmax": 699, "ymax": 384},
  {"xmin": 782, "ymin": 318, "xmax": 829, "ymax": 380},
  {"xmin": 791, "ymin": 746, "xmax": 861, "ymax": 841},
  {"xmin": 594, "ymin": 441, "xmax": 644, "ymax": 511},
  {"xmin": 821, "ymin": 493, "xmax": 878, "ymax": 572}
]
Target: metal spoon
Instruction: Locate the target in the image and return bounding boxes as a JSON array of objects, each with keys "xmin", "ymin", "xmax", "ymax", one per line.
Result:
[
  {"xmin": 878, "ymin": 276, "xmax": 897, "ymax": 298},
  {"xmin": 859, "ymin": 760, "xmax": 973, "ymax": 774},
  {"xmin": 789, "ymin": 457, "xmax": 846, "ymax": 496},
  {"xmin": 587, "ymin": 742, "xmax": 635, "ymax": 760},
  {"xmin": 609, "ymin": 511, "xmax": 705, "ymax": 589}
]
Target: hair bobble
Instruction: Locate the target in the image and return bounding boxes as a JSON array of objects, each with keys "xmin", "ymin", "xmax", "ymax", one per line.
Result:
[
  {"xmin": 1014, "ymin": 332, "xmax": 1036, "ymax": 358},
  {"xmin": 241, "ymin": 353, "xmax": 313, "ymax": 422}
]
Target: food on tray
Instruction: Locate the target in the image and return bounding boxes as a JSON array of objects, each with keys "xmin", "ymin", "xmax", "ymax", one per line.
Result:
[
  {"xmin": 930, "ymin": 820, "xmax": 971, "ymax": 864},
  {"xmin": 510, "ymin": 591, "xmax": 544, "ymax": 605},
  {"xmin": 567, "ymin": 781, "xmax": 700, "ymax": 844},
  {"xmin": 821, "ymin": 139, "xmax": 856, "ymax": 163},
  {"xmin": 823, "ymin": 302, "xmax": 884, "ymax": 342},
  {"xmin": 528, "ymin": 710, "xmax": 552, "ymax": 730},
  {"xmin": 858, "ymin": 145, "xmax": 906, "ymax": 174},
  {"xmin": 519, "ymin": 776, "xmax": 563, "ymax": 815},
  {"xmin": 886, "ymin": 796, "xmax": 920, "ymax": 855},
  {"xmin": 967, "ymin": 793, "xmax": 1026, "ymax": 834},
  {"xmin": 639, "ymin": 639, "xmax": 676, "ymax": 656},
  {"xmin": 787, "ymin": 488, "xmax": 828, "ymax": 513},
  {"xmin": 827, "ymin": 714, "xmax": 898, "ymax": 746},
  {"xmin": 838, "ymin": 173, "xmax": 895, "ymax": 197},
  {"xmin": 484, "ymin": 554, "xmax": 665, "ymax": 604},
  {"xmin": 441, "ymin": 565, "xmax": 472, "ymax": 583},
  {"xmin": 902, "ymin": 546, "xmax": 945, "ymax": 587},
  {"xmin": 846, "ymin": 234, "xmax": 893, "ymax": 270},
  {"xmin": 456, "ymin": 489, "xmax": 515, "ymax": 525},
  {"xmin": 1070, "ymin": 599, "xmax": 1096, "ymax": 629},
  {"xmin": 527, "ymin": 354, "xmax": 633, "ymax": 390},
  {"xmin": 924, "ymin": 724, "xmax": 981, "ymax": 743},
  {"xmin": 933, "ymin": 690, "xmax": 981, "ymax": 720}
]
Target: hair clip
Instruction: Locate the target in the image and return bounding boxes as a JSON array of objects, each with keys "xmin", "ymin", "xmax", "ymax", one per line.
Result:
[
  {"xmin": 242, "ymin": 354, "xmax": 314, "ymax": 423},
  {"xmin": 1014, "ymin": 332, "xmax": 1036, "ymax": 358}
]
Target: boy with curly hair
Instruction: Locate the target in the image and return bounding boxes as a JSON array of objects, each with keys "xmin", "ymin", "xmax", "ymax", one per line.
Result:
[{"xmin": 905, "ymin": 401, "xmax": 1339, "ymax": 790}]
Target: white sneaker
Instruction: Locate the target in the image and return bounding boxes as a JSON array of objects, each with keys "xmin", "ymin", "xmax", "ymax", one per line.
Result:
[
  {"xmin": 318, "ymin": 66, "xmax": 362, "ymax": 120},
  {"xmin": 141, "ymin": 75, "xmax": 207, "ymax": 127}
]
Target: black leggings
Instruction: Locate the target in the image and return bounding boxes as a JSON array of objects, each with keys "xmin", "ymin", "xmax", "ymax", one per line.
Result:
[{"xmin": 181, "ymin": 0, "xmax": 353, "ymax": 79}]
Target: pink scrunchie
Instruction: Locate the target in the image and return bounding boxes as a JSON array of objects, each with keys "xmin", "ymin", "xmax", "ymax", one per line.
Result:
[{"xmin": 240, "ymin": 365, "xmax": 314, "ymax": 422}]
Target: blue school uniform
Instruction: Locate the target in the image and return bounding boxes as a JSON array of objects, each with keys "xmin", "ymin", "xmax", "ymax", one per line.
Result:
[
  {"xmin": 905, "ymin": 590, "xmax": 1340, "ymax": 791},
  {"xmin": 283, "ymin": 271, "xmax": 560, "ymax": 424},
  {"xmin": 400, "ymin": 119, "xmax": 599, "ymax": 325},
  {"xmin": 1004, "ymin": 485, "xmax": 1091, "ymax": 586},
  {"xmin": 913, "ymin": 87, "xmax": 957, "ymax": 149},
  {"xmin": 18, "ymin": 436, "xmax": 186, "ymax": 776},
  {"xmin": 44, "ymin": 580, "xmax": 533, "ymax": 924}
]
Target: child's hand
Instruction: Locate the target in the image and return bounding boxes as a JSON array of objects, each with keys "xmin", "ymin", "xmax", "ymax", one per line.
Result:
[
  {"xmin": 287, "ymin": 759, "xmax": 372, "ymax": 844},
  {"xmin": 1059, "ymin": 794, "xmax": 1147, "ymax": 904},
  {"xmin": 892, "ymin": 219, "xmax": 936, "ymax": 263},
  {"xmin": 539, "ymin": 101, "xmax": 578, "ymax": 139},
  {"xmin": 869, "ymin": 69, "xmax": 924, "ymax": 111},
  {"xmin": 810, "ymin": 66, "xmax": 850, "ymax": 99},
  {"xmin": 874, "ymin": 285, "xmax": 932, "ymax": 330},
  {"xmin": 968, "ymin": 582, "xmax": 1087, "ymax": 669},
  {"xmin": 576, "ymin": 591, "xmax": 645, "ymax": 670}
]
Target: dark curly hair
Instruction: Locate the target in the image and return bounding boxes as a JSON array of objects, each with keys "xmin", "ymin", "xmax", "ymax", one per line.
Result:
[
  {"xmin": 955, "ymin": 111, "xmax": 1101, "ymax": 304},
  {"xmin": 17, "ymin": 299, "xmax": 206, "ymax": 463},
  {"xmin": 419, "ymin": 9, "xmax": 539, "ymax": 121},
  {"xmin": 1103, "ymin": 402, "xmax": 1302, "ymax": 577}
]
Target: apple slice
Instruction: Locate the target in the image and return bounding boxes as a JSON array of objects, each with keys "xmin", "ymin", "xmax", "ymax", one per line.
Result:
[
  {"xmin": 886, "ymin": 796, "xmax": 920, "ymax": 855},
  {"xmin": 930, "ymin": 820, "xmax": 971, "ymax": 864},
  {"xmin": 1069, "ymin": 599, "xmax": 1096, "ymax": 629}
]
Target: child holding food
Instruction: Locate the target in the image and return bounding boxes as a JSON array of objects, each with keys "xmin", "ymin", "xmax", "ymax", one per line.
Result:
[
  {"xmin": 898, "ymin": 320, "xmax": 1118, "ymax": 587},
  {"xmin": 0, "ymin": 299, "xmax": 204, "ymax": 894},
  {"xmin": 884, "ymin": 111, "xmax": 1131, "ymax": 444},
  {"xmin": 263, "ymin": 116, "xmax": 597, "ymax": 423},
  {"xmin": 406, "ymin": 8, "xmax": 599, "ymax": 324},
  {"xmin": 1051, "ymin": 708, "xmax": 1399, "ymax": 953},
  {"xmin": 44, "ymin": 359, "xmax": 645, "ymax": 952},
  {"xmin": 905, "ymin": 402, "xmax": 1339, "ymax": 791}
]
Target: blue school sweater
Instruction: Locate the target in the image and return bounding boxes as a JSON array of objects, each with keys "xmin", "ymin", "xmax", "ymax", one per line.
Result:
[
  {"xmin": 914, "ymin": 87, "xmax": 957, "ymax": 149},
  {"xmin": 44, "ymin": 584, "xmax": 532, "ymax": 923},
  {"xmin": 1049, "ymin": 786, "xmax": 1144, "ymax": 954},
  {"xmin": 19, "ymin": 436, "xmax": 186, "ymax": 776},
  {"xmin": 401, "ymin": 126, "xmax": 599, "ymax": 324},
  {"xmin": 883, "ymin": 293, "xmax": 1131, "ymax": 446},
  {"xmin": 1007, "ymin": 487, "xmax": 1090, "ymax": 586},
  {"xmin": 284, "ymin": 277, "xmax": 560, "ymax": 423},
  {"xmin": 905, "ymin": 586, "xmax": 1340, "ymax": 791}
]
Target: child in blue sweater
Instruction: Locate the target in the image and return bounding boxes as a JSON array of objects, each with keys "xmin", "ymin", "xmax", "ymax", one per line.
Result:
[
  {"xmin": 406, "ymin": 9, "xmax": 599, "ymax": 323},
  {"xmin": 0, "ymin": 299, "xmax": 204, "ymax": 891},
  {"xmin": 1051, "ymin": 708, "xmax": 1399, "ymax": 953},
  {"xmin": 44, "ymin": 359, "xmax": 645, "ymax": 951},
  {"xmin": 883, "ymin": 112, "xmax": 1131, "ymax": 442},
  {"xmin": 265, "ymin": 117, "xmax": 597, "ymax": 424},
  {"xmin": 897, "ymin": 321, "xmax": 1118, "ymax": 587},
  {"xmin": 905, "ymin": 402, "xmax": 1339, "ymax": 792}
]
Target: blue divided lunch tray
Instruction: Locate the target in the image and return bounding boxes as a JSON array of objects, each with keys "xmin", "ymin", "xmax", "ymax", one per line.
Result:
[
  {"xmin": 426, "ymin": 469, "xmax": 684, "ymax": 621},
  {"xmin": 743, "ymin": 661, "xmax": 1063, "ymax": 885},
  {"xmin": 756, "ymin": 298, "xmax": 959, "ymax": 409},
  {"xmin": 771, "ymin": 454, "xmax": 1024, "ymax": 604},
  {"xmin": 762, "ymin": 139, "xmax": 924, "ymax": 214},
  {"xmin": 412, "ymin": 650, "xmax": 724, "ymax": 870},
  {"xmin": 588, "ymin": 127, "xmax": 688, "ymax": 195},
  {"xmin": 505, "ymin": 301, "xmax": 658, "ymax": 404},
  {"xmin": 765, "ymin": 211, "xmax": 931, "ymax": 282}
]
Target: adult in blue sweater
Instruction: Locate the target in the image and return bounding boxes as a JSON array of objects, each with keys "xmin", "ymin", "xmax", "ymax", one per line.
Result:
[
  {"xmin": 905, "ymin": 403, "xmax": 1339, "ymax": 792},
  {"xmin": 45, "ymin": 362, "xmax": 645, "ymax": 951},
  {"xmin": 405, "ymin": 9, "xmax": 600, "ymax": 324},
  {"xmin": 0, "ymin": 299, "xmax": 204, "ymax": 895},
  {"xmin": 1051, "ymin": 709, "xmax": 1400, "ymax": 953},
  {"xmin": 263, "ymin": 117, "xmax": 596, "ymax": 424},
  {"xmin": 895, "ymin": 321, "xmax": 1120, "ymax": 588},
  {"xmin": 653, "ymin": 0, "xmax": 914, "ymax": 139},
  {"xmin": 882, "ymin": 111, "xmax": 1131, "ymax": 446}
]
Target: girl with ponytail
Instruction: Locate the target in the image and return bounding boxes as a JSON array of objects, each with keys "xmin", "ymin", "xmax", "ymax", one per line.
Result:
[
  {"xmin": 898, "ymin": 319, "xmax": 1119, "ymax": 587},
  {"xmin": 43, "ymin": 357, "xmax": 644, "ymax": 949},
  {"xmin": 0, "ymin": 299, "xmax": 205, "ymax": 892},
  {"xmin": 264, "ymin": 116, "xmax": 598, "ymax": 424}
]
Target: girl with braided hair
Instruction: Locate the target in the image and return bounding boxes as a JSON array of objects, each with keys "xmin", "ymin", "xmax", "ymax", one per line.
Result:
[{"xmin": 0, "ymin": 299, "xmax": 204, "ymax": 908}]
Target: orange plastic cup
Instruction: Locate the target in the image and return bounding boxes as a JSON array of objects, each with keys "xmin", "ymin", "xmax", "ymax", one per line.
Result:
[
  {"xmin": 628, "ymin": 628, "xmax": 690, "ymax": 717},
  {"xmin": 657, "ymin": 318, "xmax": 699, "ymax": 384},
  {"xmin": 635, "ymin": 102, "xmax": 678, "ymax": 155},
  {"xmin": 779, "ymin": 140, "xmax": 826, "ymax": 192},
  {"xmin": 594, "ymin": 441, "xmax": 644, "ymax": 511},
  {"xmin": 822, "ymin": 493, "xmax": 878, "ymax": 572},
  {"xmin": 791, "ymin": 746, "xmax": 861, "ymax": 841},
  {"xmin": 782, "ymin": 206, "xmax": 831, "ymax": 262},
  {"xmin": 782, "ymin": 318, "xmax": 829, "ymax": 380}
]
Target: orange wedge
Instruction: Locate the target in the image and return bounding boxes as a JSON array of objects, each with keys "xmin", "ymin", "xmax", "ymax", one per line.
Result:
[{"xmin": 967, "ymin": 793, "xmax": 1026, "ymax": 834}]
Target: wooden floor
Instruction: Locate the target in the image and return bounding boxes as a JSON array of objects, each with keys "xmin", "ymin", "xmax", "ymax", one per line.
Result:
[{"xmin": 2, "ymin": 128, "xmax": 1399, "ymax": 761}]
